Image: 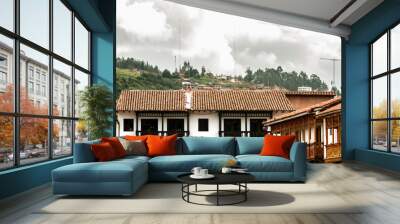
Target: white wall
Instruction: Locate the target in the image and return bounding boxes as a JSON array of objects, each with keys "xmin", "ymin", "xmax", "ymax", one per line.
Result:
[
  {"xmin": 118, "ymin": 111, "xmax": 269, "ymax": 137},
  {"xmin": 189, "ymin": 111, "xmax": 219, "ymax": 137},
  {"xmin": 117, "ymin": 112, "xmax": 136, "ymax": 136}
]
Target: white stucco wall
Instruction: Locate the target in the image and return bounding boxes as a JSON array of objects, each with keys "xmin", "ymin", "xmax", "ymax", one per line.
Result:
[
  {"xmin": 189, "ymin": 111, "xmax": 219, "ymax": 137},
  {"xmin": 117, "ymin": 112, "xmax": 136, "ymax": 136},
  {"xmin": 118, "ymin": 111, "xmax": 269, "ymax": 137}
]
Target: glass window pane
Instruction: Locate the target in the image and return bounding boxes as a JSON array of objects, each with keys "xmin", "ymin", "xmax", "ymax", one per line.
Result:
[
  {"xmin": 392, "ymin": 24, "xmax": 400, "ymax": 70},
  {"xmin": 20, "ymin": 0, "xmax": 49, "ymax": 49},
  {"xmin": 0, "ymin": 0, "xmax": 14, "ymax": 31},
  {"xmin": 0, "ymin": 34, "xmax": 14, "ymax": 112},
  {"xmin": 372, "ymin": 121, "xmax": 388, "ymax": 151},
  {"xmin": 20, "ymin": 117, "xmax": 49, "ymax": 165},
  {"xmin": 20, "ymin": 44, "xmax": 49, "ymax": 115},
  {"xmin": 75, "ymin": 120, "xmax": 88, "ymax": 143},
  {"xmin": 53, "ymin": 0, "xmax": 72, "ymax": 60},
  {"xmin": 372, "ymin": 76, "xmax": 387, "ymax": 119},
  {"xmin": 53, "ymin": 59, "xmax": 72, "ymax": 117},
  {"xmin": 75, "ymin": 18, "xmax": 89, "ymax": 70},
  {"xmin": 53, "ymin": 119, "xmax": 72, "ymax": 157},
  {"xmin": 391, "ymin": 72, "xmax": 400, "ymax": 118},
  {"xmin": 0, "ymin": 116, "xmax": 14, "ymax": 170},
  {"xmin": 391, "ymin": 120, "xmax": 400, "ymax": 153},
  {"xmin": 372, "ymin": 33, "xmax": 387, "ymax": 76},
  {"xmin": 74, "ymin": 69, "xmax": 89, "ymax": 118}
]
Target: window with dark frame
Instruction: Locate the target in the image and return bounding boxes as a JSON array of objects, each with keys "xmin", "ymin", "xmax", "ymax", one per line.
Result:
[
  {"xmin": 198, "ymin": 118, "xmax": 209, "ymax": 132},
  {"xmin": 0, "ymin": 0, "xmax": 92, "ymax": 170},
  {"xmin": 370, "ymin": 23, "xmax": 400, "ymax": 154},
  {"xmin": 123, "ymin": 119, "xmax": 134, "ymax": 132}
]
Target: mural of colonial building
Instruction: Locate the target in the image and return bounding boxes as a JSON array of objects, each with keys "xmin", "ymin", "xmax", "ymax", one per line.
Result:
[
  {"xmin": 264, "ymin": 97, "xmax": 342, "ymax": 162},
  {"xmin": 116, "ymin": 89, "xmax": 336, "ymax": 138}
]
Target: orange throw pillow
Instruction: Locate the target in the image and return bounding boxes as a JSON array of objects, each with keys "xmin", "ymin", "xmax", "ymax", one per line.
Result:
[
  {"xmin": 125, "ymin": 135, "xmax": 148, "ymax": 142},
  {"xmin": 101, "ymin": 137, "xmax": 127, "ymax": 158},
  {"xmin": 147, "ymin": 134, "xmax": 177, "ymax": 157},
  {"xmin": 260, "ymin": 135, "xmax": 296, "ymax": 159},
  {"xmin": 91, "ymin": 142, "xmax": 117, "ymax": 162}
]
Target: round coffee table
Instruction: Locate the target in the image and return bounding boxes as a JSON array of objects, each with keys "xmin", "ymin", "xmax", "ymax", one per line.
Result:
[{"xmin": 177, "ymin": 173, "xmax": 255, "ymax": 206}]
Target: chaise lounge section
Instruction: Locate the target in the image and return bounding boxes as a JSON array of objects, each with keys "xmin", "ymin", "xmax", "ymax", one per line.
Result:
[{"xmin": 52, "ymin": 137, "xmax": 306, "ymax": 196}]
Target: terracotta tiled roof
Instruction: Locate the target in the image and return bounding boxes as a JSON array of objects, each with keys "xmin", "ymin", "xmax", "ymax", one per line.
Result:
[
  {"xmin": 284, "ymin": 91, "xmax": 336, "ymax": 96},
  {"xmin": 317, "ymin": 103, "xmax": 341, "ymax": 117},
  {"xmin": 192, "ymin": 90, "xmax": 294, "ymax": 111},
  {"xmin": 264, "ymin": 96, "xmax": 341, "ymax": 125},
  {"xmin": 117, "ymin": 90, "xmax": 186, "ymax": 111}
]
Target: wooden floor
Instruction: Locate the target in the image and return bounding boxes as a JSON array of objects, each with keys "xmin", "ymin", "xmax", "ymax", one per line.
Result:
[{"xmin": 1, "ymin": 162, "xmax": 400, "ymax": 224}]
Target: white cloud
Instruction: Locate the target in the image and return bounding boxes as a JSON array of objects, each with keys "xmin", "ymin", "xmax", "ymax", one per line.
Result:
[
  {"xmin": 117, "ymin": 0, "xmax": 172, "ymax": 42},
  {"xmin": 117, "ymin": 0, "xmax": 342, "ymax": 88}
]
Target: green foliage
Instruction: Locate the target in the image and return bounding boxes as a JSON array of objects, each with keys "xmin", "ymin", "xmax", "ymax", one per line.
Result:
[
  {"xmin": 116, "ymin": 57, "xmax": 330, "ymax": 94},
  {"xmin": 116, "ymin": 68, "xmax": 182, "ymax": 98},
  {"xmin": 80, "ymin": 84, "xmax": 113, "ymax": 140},
  {"xmin": 244, "ymin": 67, "xmax": 329, "ymax": 91},
  {"xmin": 117, "ymin": 57, "xmax": 159, "ymax": 74}
]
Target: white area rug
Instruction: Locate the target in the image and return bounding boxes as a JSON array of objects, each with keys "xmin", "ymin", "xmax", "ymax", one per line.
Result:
[{"xmin": 38, "ymin": 183, "xmax": 361, "ymax": 214}]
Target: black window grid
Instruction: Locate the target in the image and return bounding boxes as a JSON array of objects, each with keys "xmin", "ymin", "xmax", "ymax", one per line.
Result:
[
  {"xmin": 370, "ymin": 23, "xmax": 400, "ymax": 154},
  {"xmin": 0, "ymin": 0, "xmax": 92, "ymax": 171}
]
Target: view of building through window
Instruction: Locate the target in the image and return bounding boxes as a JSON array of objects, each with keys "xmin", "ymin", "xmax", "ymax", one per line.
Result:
[
  {"xmin": 371, "ymin": 24, "xmax": 400, "ymax": 153},
  {"xmin": 116, "ymin": 0, "xmax": 343, "ymax": 162},
  {"xmin": 0, "ymin": 0, "xmax": 91, "ymax": 170}
]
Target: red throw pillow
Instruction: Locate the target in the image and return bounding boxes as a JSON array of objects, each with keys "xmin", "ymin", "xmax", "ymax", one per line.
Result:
[
  {"xmin": 147, "ymin": 134, "xmax": 177, "ymax": 157},
  {"xmin": 101, "ymin": 137, "xmax": 127, "ymax": 158},
  {"xmin": 125, "ymin": 135, "xmax": 148, "ymax": 142},
  {"xmin": 91, "ymin": 142, "xmax": 117, "ymax": 162},
  {"xmin": 260, "ymin": 135, "xmax": 296, "ymax": 159}
]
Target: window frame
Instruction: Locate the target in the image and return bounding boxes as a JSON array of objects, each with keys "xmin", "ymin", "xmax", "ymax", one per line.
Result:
[
  {"xmin": 370, "ymin": 22, "xmax": 400, "ymax": 154},
  {"xmin": 198, "ymin": 118, "xmax": 209, "ymax": 132},
  {"xmin": 123, "ymin": 118, "xmax": 134, "ymax": 132},
  {"xmin": 0, "ymin": 0, "xmax": 92, "ymax": 171}
]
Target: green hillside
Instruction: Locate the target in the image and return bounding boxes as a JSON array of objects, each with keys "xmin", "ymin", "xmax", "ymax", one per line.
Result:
[{"xmin": 116, "ymin": 57, "xmax": 332, "ymax": 97}]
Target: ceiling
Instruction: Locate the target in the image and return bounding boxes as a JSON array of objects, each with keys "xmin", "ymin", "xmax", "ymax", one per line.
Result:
[{"xmin": 166, "ymin": 0, "xmax": 384, "ymax": 38}]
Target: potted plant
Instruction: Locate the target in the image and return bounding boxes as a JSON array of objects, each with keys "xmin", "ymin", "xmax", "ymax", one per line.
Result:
[{"xmin": 79, "ymin": 84, "xmax": 113, "ymax": 140}]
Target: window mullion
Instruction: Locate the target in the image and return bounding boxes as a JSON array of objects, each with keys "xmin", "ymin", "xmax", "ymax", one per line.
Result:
[
  {"xmin": 48, "ymin": 0, "xmax": 54, "ymax": 160},
  {"xmin": 71, "ymin": 10, "xmax": 76, "ymax": 154},
  {"xmin": 388, "ymin": 30, "xmax": 391, "ymax": 152},
  {"xmin": 13, "ymin": 0, "xmax": 21, "ymax": 167}
]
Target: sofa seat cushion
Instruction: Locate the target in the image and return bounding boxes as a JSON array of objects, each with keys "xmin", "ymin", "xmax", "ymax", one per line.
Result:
[
  {"xmin": 236, "ymin": 155, "xmax": 293, "ymax": 172},
  {"xmin": 53, "ymin": 159, "xmax": 147, "ymax": 183},
  {"xmin": 149, "ymin": 154, "xmax": 235, "ymax": 172}
]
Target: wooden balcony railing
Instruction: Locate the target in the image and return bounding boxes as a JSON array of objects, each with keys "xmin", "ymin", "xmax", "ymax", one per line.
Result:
[
  {"xmin": 136, "ymin": 130, "xmax": 190, "ymax": 137},
  {"xmin": 219, "ymin": 131, "xmax": 268, "ymax": 137}
]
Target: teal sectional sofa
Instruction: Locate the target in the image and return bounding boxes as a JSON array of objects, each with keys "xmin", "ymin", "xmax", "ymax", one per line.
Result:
[{"xmin": 52, "ymin": 137, "xmax": 306, "ymax": 196}]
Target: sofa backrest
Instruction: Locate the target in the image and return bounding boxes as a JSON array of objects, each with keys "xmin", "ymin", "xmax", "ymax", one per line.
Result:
[
  {"xmin": 178, "ymin": 137, "xmax": 236, "ymax": 155},
  {"xmin": 73, "ymin": 139, "xmax": 100, "ymax": 163},
  {"xmin": 73, "ymin": 137, "xmax": 267, "ymax": 162},
  {"xmin": 235, "ymin": 137, "xmax": 264, "ymax": 155}
]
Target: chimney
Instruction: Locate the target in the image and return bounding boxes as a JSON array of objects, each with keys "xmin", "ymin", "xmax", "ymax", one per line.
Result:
[{"xmin": 184, "ymin": 89, "xmax": 192, "ymax": 110}]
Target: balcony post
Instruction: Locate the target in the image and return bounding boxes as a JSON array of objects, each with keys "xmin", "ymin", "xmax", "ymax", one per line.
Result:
[
  {"xmin": 218, "ymin": 112, "xmax": 222, "ymax": 137},
  {"xmin": 244, "ymin": 112, "xmax": 248, "ymax": 137},
  {"xmin": 161, "ymin": 112, "xmax": 164, "ymax": 136}
]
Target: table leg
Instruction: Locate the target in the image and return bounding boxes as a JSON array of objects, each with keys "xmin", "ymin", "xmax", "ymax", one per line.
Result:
[
  {"xmin": 217, "ymin": 184, "xmax": 219, "ymax": 206},
  {"xmin": 245, "ymin": 183, "xmax": 247, "ymax": 201},
  {"xmin": 195, "ymin": 184, "xmax": 198, "ymax": 192}
]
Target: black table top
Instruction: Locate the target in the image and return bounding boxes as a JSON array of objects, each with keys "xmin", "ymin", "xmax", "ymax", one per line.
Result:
[{"xmin": 177, "ymin": 172, "xmax": 255, "ymax": 185}]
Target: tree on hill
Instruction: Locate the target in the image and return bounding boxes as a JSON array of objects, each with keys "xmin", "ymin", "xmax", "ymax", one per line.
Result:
[{"xmin": 116, "ymin": 57, "xmax": 330, "ymax": 92}]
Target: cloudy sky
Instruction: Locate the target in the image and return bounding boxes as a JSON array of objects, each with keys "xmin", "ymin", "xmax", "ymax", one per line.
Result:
[{"xmin": 117, "ymin": 0, "xmax": 341, "ymax": 89}]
